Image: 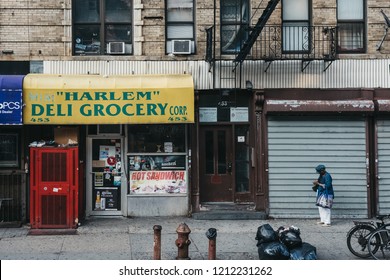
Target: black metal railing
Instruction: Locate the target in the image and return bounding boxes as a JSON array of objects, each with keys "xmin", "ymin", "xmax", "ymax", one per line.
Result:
[
  {"xmin": 0, "ymin": 171, "xmax": 25, "ymax": 223},
  {"xmin": 206, "ymin": 24, "xmax": 339, "ymax": 87},
  {"xmin": 249, "ymin": 25, "xmax": 337, "ymax": 61}
]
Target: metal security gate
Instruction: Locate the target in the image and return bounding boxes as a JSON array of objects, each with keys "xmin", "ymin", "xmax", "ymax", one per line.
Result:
[
  {"xmin": 30, "ymin": 147, "xmax": 79, "ymax": 229},
  {"xmin": 0, "ymin": 171, "xmax": 25, "ymax": 224},
  {"xmin": 267, "ymin": 117, "xmax": 368, "ymax": 218},
  {"xmin": 376, "ymin": 120, "xmax": 390, "ymax": 214}
]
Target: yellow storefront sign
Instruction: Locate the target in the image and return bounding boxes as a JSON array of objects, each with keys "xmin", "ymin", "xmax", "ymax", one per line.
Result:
[{"xmin": 23, "ymin": 74, "xmax": 194, "ymax": 124}]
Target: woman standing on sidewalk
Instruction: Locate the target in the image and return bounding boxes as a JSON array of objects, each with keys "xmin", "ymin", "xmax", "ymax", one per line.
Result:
[{"xmin": 312, "ymin": 164, "xmax": 334, "ymax": 227}]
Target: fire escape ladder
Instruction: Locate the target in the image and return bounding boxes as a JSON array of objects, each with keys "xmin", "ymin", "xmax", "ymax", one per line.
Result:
[
  {"xmin": 234, "ymin": 0, "xmax": 280, "ymax": 67},
  {"xmin": 219, "ymin": 60, "xmax": 238, "ymax": 91}
]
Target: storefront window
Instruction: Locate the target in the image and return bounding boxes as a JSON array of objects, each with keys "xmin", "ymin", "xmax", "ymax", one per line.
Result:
[
  {"xmin": 128, "ymin": 124, "xmax": 185, "ymax": 153},
  {"xmin": 127, "ymin": 124, "xmax": 187, "ymax": 195}
]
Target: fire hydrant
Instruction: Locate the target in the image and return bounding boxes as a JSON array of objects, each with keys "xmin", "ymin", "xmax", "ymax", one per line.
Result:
[{"xmin": 175, "ymin": 222, "xmax": 191, "ymax": 260}]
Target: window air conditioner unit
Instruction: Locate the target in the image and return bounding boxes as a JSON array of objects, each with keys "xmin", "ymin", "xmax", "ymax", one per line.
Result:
[
  {"xmin": 107, "ymin": 42, "xmax": 125, "ymax": 54},
  {"xmin": 172, "ymin": 40, "xmax": 191, "ymax": 54}
]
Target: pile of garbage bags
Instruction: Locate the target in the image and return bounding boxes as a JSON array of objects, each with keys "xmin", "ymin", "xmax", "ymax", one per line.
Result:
[{"xmin": 255, "ymin": 223, "xmax": 317, "ymax": 260}]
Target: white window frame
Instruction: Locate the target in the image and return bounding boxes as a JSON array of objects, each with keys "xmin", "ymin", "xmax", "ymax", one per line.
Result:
[
  {"xmin": 337, "ymin": 0, "xmax": 365, "ymax": 53},
  {"xmin": 282, "ymin": 0, "xmax": 311, "ymax": 53},
  {"xmin": 166, "ymin": 0, "xmax": 195, "ymax": 54}
]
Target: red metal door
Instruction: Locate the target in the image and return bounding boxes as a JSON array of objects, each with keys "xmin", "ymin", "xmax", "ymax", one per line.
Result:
[{"xmin": 30, "ymin": 147, "xmax": 78, "ymax": 229}]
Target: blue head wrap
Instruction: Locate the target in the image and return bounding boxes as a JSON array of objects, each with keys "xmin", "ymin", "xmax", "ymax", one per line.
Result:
[{"xmin": 315, "ymin": 164, "xmax": 326, "ymax": 173}]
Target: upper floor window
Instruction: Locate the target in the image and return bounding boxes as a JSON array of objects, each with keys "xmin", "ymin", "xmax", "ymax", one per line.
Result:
[
  {"xmin": 166, "ymin": 0, "xmax": 195, "ymax": 55},
  {"xmin": 282, "ymin": 0, "xmax": 311, "ymax": 53},
  {"xmin": 337, "ymin": 0, "xmax": 365, "ymax": 53},
  {"xmin": 73, "ymin": 0, "xmax": 132, "ymax": 56},
  {"xmin": 220, "ymin": 0, "xmax": 249, "ymax": 54}
]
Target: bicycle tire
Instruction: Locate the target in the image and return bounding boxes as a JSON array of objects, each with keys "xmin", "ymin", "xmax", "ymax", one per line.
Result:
[
  {"xmin": 368, "ymin": 229, "xmax": 390, "ymax": 260},
  {"xmin": 346, "ymin": 224, "xmax": 376, "ymax": 258}
]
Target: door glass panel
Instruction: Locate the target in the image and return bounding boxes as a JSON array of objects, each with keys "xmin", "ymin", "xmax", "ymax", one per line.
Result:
[
  {"xmin": 91, "ymin": 139, "xmax": 121, "ymax": 211},
  {"xmin": 205, "ymin": 131, "xmax": 214, "ymax": 174},
  {"xmin": 217, "ymin": 130, "xmax": 226, "ymax": 174},
  {"xmin": 235, "ymin": 125, "xmax": 249, "ymax": 192},
  {"xmin": 199, "ymin": 126, "xmax": 234, "ymax": 202}
]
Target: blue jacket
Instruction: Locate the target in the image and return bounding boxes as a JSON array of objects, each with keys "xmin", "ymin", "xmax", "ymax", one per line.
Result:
[{"xmin": 317, "ymin": 172, "xmax": 334, "ymax": 197}]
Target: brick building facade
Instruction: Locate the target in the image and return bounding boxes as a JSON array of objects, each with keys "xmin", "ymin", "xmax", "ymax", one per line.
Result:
[
  {"xmin": 1, "ymin": 1, "xmax": 390, "ymax": 223},
  {"xmin": 1, "ymin": 1, "xmax": 390, "ymax": 61}
]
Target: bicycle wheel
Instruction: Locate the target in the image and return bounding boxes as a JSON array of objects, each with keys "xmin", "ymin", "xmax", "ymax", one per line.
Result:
[
  {"xmin": 347, "ymin": 225, "xmax": 376, "ymax": 258},
  {"xmin": 368, "ymin": 229, "xmax": 390, "ymax": 260}
]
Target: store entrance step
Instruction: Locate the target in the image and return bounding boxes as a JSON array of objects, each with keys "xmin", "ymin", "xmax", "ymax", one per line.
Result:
[{"xmin": 192, "ymin": 202, "xmax": 267, "ymax": 220}]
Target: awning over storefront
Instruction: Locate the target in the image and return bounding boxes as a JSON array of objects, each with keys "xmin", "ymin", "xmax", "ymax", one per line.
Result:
[
  {"xmin": 0, "ymin": 75, "xmax": 24, "ymax": 125},
  {"xmin": 265, "ymin": 99, "xmax": 375, "ymax": 113},
  {"xmin": 23, "ymin": 74, "xmax": 194, "ymax": 125}
]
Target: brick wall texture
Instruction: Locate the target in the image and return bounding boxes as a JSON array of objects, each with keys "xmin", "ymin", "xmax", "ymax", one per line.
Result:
[{"xmin": 1, "ymin": 0, "xmax": 390, "ymax": 60}]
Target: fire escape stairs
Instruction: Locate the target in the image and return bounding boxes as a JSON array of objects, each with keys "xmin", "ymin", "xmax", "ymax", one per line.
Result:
[
  {"xmin": 218, "ymin": 0, "xmax": 279, "ymax": 91},
  {"xmin": 233, "ymin": 0, "xmax": 280, "ymax": 68},
  {"xmin": 215, "ymin": 0, "xmax": 338, "ymax": 90}
]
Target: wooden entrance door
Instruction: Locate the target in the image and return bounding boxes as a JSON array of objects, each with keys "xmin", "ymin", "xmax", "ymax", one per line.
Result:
[{"xmin": 199, "ymin": 126, "xmax": 233, "ymax": 202}]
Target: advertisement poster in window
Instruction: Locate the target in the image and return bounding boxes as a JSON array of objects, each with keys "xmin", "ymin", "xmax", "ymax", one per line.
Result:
[
  {"xmin": 99, "ymin": 145, "xmax": 116, "ymax": 166},
  {"xmin": 94, "ymin": 172, "xmax": 104, "ymax": 187},
  {"xmin": 128, "ymin": 155, "xmax": 185, "ymax": 171},
  {"xmin": 93, "ymin": 188, "xmax": 119, "ymax": 210},
  {"xmin": 130, "ymin": 170, "xmax": 187, "ymax": 194},
  {"xmin": 128, "ymin": 155, "xmax": 187, "ymax": 194},
  {"xmin": 99, "ymin": 144, "xmax": 122, "ymax": 184}
]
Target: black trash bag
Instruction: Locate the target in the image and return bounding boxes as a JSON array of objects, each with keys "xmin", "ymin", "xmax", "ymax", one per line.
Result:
[
  {"xmin": 255, "ymin": 224, "xmax": 278, "ymax": 246},
  {"xmin": 258, "ymin": 241, "xmax": 290, "ymax": 260},
  {"xmin": 289, "ymin": 242, "xmax": 317, "ymax": 260},
  {"xmin": 277, "ymin": 226, "xmax": 302, "ymax": 249}
]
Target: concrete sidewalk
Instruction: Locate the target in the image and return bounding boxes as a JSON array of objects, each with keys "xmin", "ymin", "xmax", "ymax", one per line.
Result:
[{"xmin": 0, "ymin": 216, "xmax": 363, "ymax": 260}]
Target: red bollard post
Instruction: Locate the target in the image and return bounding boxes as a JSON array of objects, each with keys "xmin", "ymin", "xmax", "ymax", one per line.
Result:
[
  {"xmin": 153, "ymin": 225, "xmax": 162, "ymax": 260},
  {"xmin": 206, "ymin": 228, "xmax": 217, "ymax": 260}
]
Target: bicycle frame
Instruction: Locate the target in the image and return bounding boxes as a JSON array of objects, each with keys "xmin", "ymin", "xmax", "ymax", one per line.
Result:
[
  {"xmin": 368, "ymin": 228, "xmax": 390, "ymax": 260},
  {"xmin": 346, "ymin": 215, "xmax": 390, "ymax": 259}
]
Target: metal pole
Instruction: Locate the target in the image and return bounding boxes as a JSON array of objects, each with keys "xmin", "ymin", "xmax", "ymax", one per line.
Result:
[
  {"xmin": 153, "ymin": 225, "xmax": 162, "ymax": 260},
  {"xmin": 206, "ymin": 228, "xmax": 217, "ymax": 260}
]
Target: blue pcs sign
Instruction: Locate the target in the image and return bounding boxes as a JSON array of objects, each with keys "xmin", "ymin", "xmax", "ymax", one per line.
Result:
[{"xmin": 0, "ymin": 75, "xmax": 23, "ymax": 125}]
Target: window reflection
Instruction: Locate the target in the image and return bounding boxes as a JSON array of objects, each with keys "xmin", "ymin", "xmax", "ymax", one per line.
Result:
[
  {"xmin": 73, "ymin": 0, "xmax": 132, "ymax": 55},
  {"xmin": 220, "ymin": 0, "xmax": 249, "ymax": 53},
  {"xmin": 217, "ymin": 130, "xmax": 227, "ymax": 174},
  {"xmin": 128, "ymin": 124, "xmax": 185, "ymax": 153},
  {"xmin": 205, "ymin": 131, "xmax": 214, "ymax": 174},
  {"xmin": 235, "ymin": 125, "xmax": 249, "ymax": 192}
]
